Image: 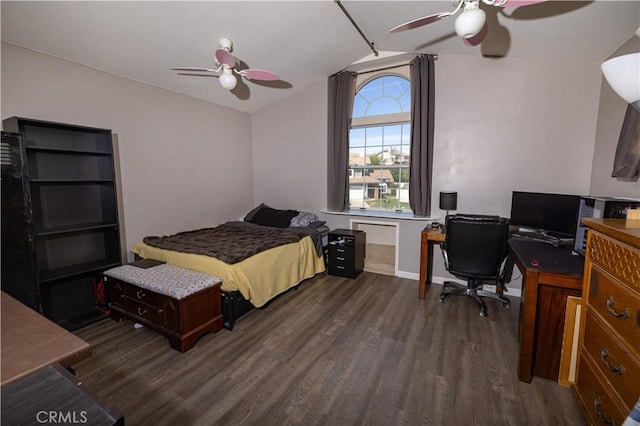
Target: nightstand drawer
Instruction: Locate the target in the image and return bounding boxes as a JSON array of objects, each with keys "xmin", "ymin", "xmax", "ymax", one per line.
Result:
[
  {"xmin": 328, "ymin": 263, "xmax": 355, "ymax": 276},
  {"xmin": 329, "ymin": 245, "xmax": 354, "ymax": 262}
]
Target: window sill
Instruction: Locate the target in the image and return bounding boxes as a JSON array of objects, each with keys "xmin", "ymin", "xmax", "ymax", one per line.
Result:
[{"xmin": 322, "ymin": 209, "xmax": 437, "ymax": 221}]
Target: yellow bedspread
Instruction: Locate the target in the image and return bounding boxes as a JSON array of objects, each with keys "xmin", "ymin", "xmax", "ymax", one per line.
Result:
[{"xmin": 131, "ymin": 235, "xmax": 325, "ymax": 307}]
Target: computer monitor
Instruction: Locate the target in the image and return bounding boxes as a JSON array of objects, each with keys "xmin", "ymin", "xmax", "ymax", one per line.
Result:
[{"xmin": 510, "ymin": 191, "xmax": 581, "ymax": 239}]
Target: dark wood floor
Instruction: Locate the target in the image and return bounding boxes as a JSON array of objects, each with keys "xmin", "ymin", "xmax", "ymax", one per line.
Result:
[{"xmin": 74, "ymin": 272, "xmax": 585, "ymax": 425}]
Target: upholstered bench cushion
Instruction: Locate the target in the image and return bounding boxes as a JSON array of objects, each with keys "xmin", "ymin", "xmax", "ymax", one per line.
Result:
[{"xmin": 104, "ymin": 264, "xmax": 222, "ymax": 300}]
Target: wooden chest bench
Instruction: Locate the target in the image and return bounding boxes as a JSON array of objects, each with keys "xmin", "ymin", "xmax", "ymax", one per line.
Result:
[{"xmin": 103, "ymin": 264, "xmax": 223, "ymax": 352}]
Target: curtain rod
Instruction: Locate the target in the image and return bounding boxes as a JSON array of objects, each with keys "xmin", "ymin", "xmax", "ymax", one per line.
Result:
[
  {"xmin": 334, "ymin": 0, "xmax": 378, "ymax": 57},
  {"xmin": 355, "ymin": 55, "xmax": 438, "ymax": 76}
]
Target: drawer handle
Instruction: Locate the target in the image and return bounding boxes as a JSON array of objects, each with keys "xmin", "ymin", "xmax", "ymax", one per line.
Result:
[
  {"xmin": 136, "ymin": 290, "xmax": 147, "ymax": 300},
  {"xmin": 593, "ymin": 396, "xmax": 614, "ymax": 426},
  {"xmin": 337, "ymin": 248, "xmax": 345, "ymax": 253},
  {"xmin": 336, "ymin": 265, "xmax": 345, "ymax": 269},
  {"xmin": 137, "ymin": 307, "xmax": 147, "ymax": 316},
  {"xmin": 606, "ymin": 296, "xmax": 629, "ymax": 319},
  {"xmin": 337, "ymin": 257, "xmax": 345, "ymax": 261},
  {"xmin": 600, "ymin": 347, "xmax": 625, "ymax": 375}
]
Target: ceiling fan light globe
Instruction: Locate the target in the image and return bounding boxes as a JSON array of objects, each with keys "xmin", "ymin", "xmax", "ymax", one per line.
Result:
[
  {"xmin": 455, "ymin": 8, "xmax": 486, "ymax": 39},
  {"xmin": 219, "ymin": 71, "xmax": 237, "ymax": 90},
  {"xmin": 601, "ymin": 53, "xmax": 640, "ymax": 106}
]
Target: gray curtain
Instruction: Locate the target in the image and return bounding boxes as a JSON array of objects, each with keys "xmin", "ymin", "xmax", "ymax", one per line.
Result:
[
  {"xmin": 409, "ymin": 55, "xmax": 435, "ymax": 216},
  {"xmin": 327, "ymin": 71, "xmax": 357, "ymax": 211},
  {"xmin": 612, "ymin": 104, "xmax": 640, "ymax": 181}
]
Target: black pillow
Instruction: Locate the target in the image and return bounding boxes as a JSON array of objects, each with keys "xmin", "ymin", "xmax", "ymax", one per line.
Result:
[
  {"xmin": 250, "ymin": 207, "xmax": 299, "ymax": 228},
  {"xmin": 243, "ymin": 203, "xmax": 268, "ymax": 222}
]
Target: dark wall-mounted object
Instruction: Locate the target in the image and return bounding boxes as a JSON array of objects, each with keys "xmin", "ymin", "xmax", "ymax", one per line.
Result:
[{"xmin": 1, "ymin": 118, "xmax": 122, "ymax": 330}]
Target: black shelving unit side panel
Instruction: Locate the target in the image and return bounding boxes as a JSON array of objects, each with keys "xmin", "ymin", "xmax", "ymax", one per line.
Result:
[{"xmin": 1, "ymin": 132, "xmax": 42, "ymax": 312}]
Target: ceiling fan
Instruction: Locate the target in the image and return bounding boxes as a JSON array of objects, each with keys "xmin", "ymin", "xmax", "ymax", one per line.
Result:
[
  {"xmin": 389, "ymin": 0, "xmax": 546, "ymax": 46},
  {"xmin": 171, "ymin": 38, "xmax": 280, "ymax": 91}
]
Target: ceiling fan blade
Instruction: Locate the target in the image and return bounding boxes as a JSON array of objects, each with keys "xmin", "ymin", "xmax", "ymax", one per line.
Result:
[
  {"xmin": 241, "ymin": 69, "xmax": 280, "ymax": 81},
  {"xmin": 215, "ymin": 49, "xmax": 236, "ymax": 68},
  {"xmin": 462, "ymin": 22, "xmax": 488, "ymax": 47},
  {"xmin": 501, "ymin": 0, "xmax": 546, "ymax": 8},
  {"xmin": 171, "ymin": 67, "xmax": 217, "ymax": 73},
  {"xmin": 389, "ymin": 12, "xmax": 449, "ymax": 33},
  {"xmin": 177, "ymin": 73, "xmax": 217, "ymax": 77}
]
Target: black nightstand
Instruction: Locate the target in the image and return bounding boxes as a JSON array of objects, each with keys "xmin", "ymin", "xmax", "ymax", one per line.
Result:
[{"xmin": 328, "ymin": 229, "xmax": 365, "ymax": 278}]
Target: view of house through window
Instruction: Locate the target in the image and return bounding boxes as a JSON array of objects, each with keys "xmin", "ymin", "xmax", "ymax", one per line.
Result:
[{"xmin": 349, "ymin": 72, "xmax": 411, "ymax": 211}]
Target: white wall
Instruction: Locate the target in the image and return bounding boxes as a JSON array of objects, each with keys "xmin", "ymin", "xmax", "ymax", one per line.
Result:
[
  {"xmin": 251, "ymin": 79, "xmax": 328, "ymax": 213},
  {"xmin": 252, "ymin": 53, "xmax": 605, "ymax": 290},
  {"xmin": 589, "ymin": 78, "xmax": 640, "ymax": 198},
  {"xmin": 1, "ymin": 43, "xmax": 254, "ymax": 257}
]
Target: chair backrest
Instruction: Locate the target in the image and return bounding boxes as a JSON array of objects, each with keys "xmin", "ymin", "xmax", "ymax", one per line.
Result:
[{"xmin": 443, "ymin": 214, "xmax": 510, "ymax": 280}]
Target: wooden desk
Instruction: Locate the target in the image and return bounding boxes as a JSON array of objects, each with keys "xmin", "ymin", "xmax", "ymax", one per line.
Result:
[
  {"xmin": 1, "ymin": 363, "xmax": 123, "ymax": 425},
  {"xmin": 1, "ymin": 291, "xmax": 92, "ymax": 386},
  {"xmin": 418, "ymin": 226, "xmax": 445, "ymax": 299},
  {"xmin": 508, "ymin": 239, "xmax": 584, "ymax": 383}
]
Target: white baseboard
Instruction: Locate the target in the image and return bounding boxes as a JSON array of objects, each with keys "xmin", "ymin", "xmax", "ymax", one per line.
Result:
[
  {"xmin": 392, "ymin": 272, "xmax": 522, "ymax": 298},
  {"xmin": 397, "ymin": 270, "xmax": 419, "ymax": 280}
]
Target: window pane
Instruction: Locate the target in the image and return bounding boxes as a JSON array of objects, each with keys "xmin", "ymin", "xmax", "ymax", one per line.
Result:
[
  {"xmin": 353, "ymin": 75, "xmax": 411, "ymax": 119},
  {"xmin": 349, "ymin": 74, "xmax": 411, "ymax": 212},
  {"xmin": 350, "ymin": 128, "xmax": 365, "ymax": 148}
]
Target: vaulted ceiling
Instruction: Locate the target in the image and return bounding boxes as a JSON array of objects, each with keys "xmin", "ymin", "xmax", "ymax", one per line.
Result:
[{"xmin": 2, "ymin": 1, "xmax": 638, "ymax": 113}]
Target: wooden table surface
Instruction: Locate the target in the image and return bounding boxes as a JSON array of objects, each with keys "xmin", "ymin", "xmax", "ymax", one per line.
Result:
[{"xmin": 1, "ymin": 291, "xmax": 92, "ymax": 386}]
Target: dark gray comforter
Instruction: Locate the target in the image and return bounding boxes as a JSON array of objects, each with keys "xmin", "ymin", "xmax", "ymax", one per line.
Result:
[{"xmin": 143, "ymin": 221, "xmax": 323, "ymax": 265}]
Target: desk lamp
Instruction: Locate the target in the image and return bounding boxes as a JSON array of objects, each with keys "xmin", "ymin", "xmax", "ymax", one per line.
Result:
[{"xmin": 439, "ymin": 191, "xmax": 458, "ymax": 232}]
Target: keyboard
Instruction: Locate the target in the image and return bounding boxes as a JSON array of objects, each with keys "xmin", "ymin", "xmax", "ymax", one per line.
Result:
[{"xmin": 511, "ymin": 232, "xmax": 569, "ymax": 247}]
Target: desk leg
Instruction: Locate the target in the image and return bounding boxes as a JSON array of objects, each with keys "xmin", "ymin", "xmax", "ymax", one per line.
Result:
[
  {"xmin": 517, "ymin": 268, "xmax": 539, "ymax": 383},
  {"xmin": 419, "ymin": 236, "xmax": 434, "ymax": 299}
]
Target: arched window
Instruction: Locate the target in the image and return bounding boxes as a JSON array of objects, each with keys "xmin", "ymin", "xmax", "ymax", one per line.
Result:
[{"xmin": 349, "ymin": 71, "xmax": 411, "ymax": 211}]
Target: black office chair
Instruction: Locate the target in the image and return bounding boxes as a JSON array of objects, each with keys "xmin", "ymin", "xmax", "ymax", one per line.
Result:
[{"xmin": 439, "ymin": 214, "xmax": 511, "ymax": 317}]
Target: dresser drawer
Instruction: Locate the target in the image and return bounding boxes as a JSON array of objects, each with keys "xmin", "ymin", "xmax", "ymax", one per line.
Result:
[
  {"xmin": 575, "ymin": 353, "xmax": 628, "ymax": 426},
  {"xmin": 583, "ymin": 311, "xmax": 640, "ymax": 410},
  {"xmin": 589, "ymin": 232, "xmax": 640, "ymax": 290},
  {"xmin": 588, "ymin": 267, "xmax": 640, "ymax": 359},
  {"xmin": 126, "ymin": 298, "xmax": 162, "ymax": 324},
  {"xmin": 126, "ymin": 284, "xmax": 161, "ymax": 307}
]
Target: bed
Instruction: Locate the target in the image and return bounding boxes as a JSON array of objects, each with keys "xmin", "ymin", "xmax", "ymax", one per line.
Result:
[{"xmin": 131, "ymin": 205, "xmax": 328, "ymax": 329}]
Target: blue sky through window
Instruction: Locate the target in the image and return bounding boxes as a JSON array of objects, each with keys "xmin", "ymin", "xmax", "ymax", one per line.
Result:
[{"xmin": 352, "ymin": 76, "xmax": 410, "ymax": 118}]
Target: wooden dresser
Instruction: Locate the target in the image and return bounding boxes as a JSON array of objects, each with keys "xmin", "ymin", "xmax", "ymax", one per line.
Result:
[{"xmin": 572, "ymin": 218, "xmax": 640, "ymax": 424}]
